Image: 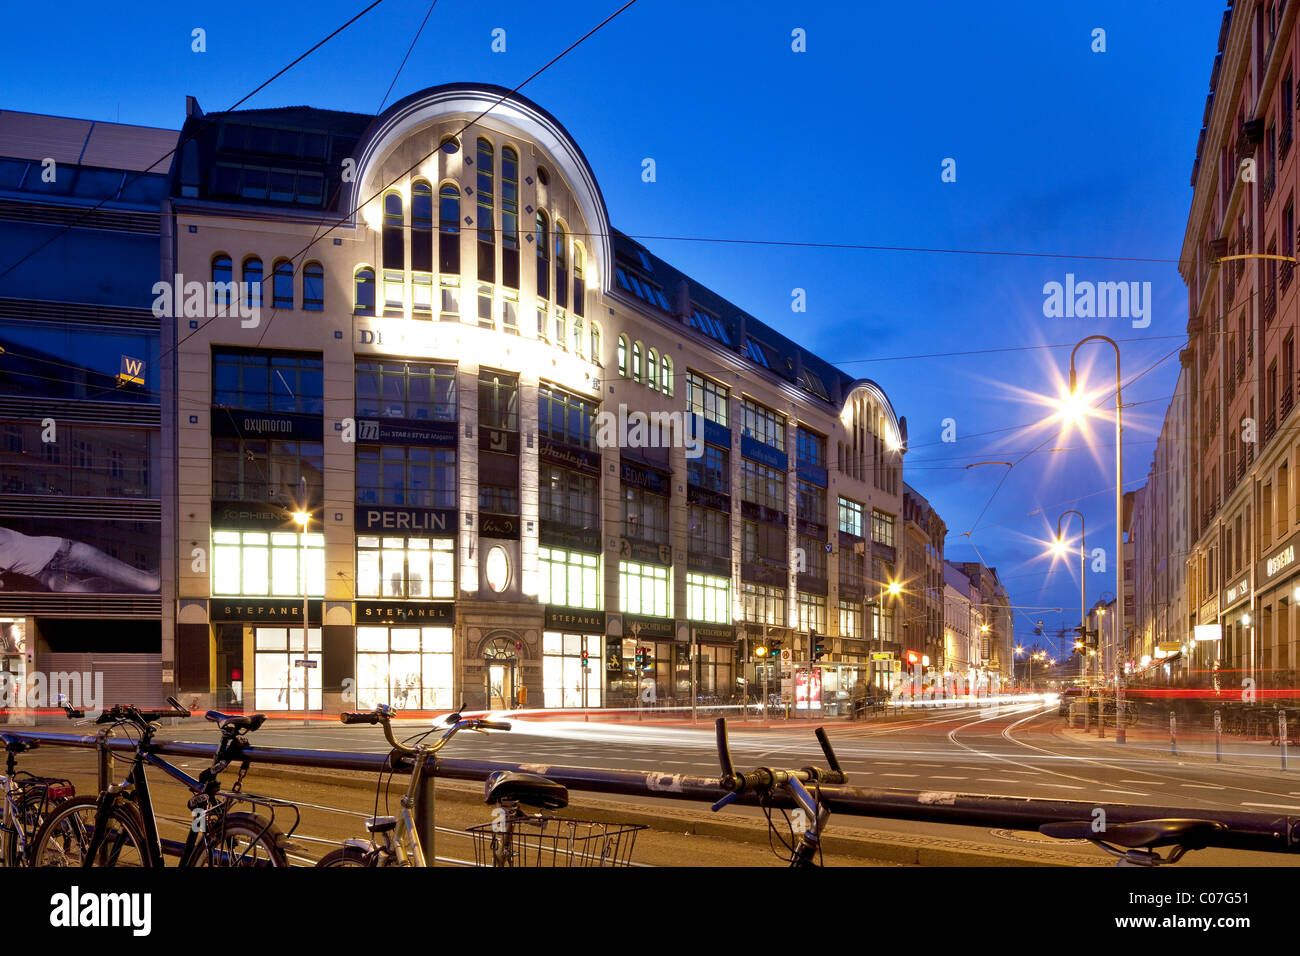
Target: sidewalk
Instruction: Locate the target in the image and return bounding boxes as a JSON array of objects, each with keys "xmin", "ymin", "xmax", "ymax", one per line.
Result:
[{"xmin": 1059, "ymin": 712, "xmax": 1299, "ymax": 774}]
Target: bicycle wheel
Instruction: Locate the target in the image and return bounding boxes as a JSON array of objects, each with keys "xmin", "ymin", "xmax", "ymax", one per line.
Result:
[
  {"xmin": 4, "ymin": 785, "xmax": 54, "ymax": 867},
  {"xmin": 315, "ymin": 845, "xmax": 372, "ymax": 867},
  {"xmin": 31, "ymin": 796, "xmax": 151, "ymax": 867},
  {"xmin": 187, "ymin": 811, "xmax": 289, "ymax": 867}
]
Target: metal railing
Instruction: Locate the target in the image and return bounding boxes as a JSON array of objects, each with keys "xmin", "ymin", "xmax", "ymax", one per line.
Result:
[{"xmin": 6, "ymin": 724, "xmax": 1300, "ymax": 859}]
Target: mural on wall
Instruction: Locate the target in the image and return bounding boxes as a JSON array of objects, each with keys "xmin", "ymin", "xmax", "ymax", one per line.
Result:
[{"xmin": 0, "ymin": 519, "xmax": 160, "ymax": 593}]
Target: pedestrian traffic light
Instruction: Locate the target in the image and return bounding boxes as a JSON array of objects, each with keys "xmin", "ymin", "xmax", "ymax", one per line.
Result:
[
  {"xmin": 580, "ymin": 649, "xmax": 589, "ymax": 669},
  {"xmin": 639, "ymin": 647, "xmax": 653, "ymax": 671},
  {"xmin": 812, "ymin": 630, "xmax": 827, "ymax": 661}
]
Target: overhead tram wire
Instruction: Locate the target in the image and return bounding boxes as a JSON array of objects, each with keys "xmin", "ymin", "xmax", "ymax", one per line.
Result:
[{"xmin": 0, "ymin": 0, "xmax": 389, "ymax": 285}]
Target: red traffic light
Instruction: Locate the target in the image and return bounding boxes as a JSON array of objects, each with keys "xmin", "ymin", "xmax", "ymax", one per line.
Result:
[{"xmin": 906, "ymin": 651, "xmax": 920, "ymax": 665}]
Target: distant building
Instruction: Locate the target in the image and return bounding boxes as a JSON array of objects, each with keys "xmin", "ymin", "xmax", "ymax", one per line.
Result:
[
  {"xmin": 901, "ymin": 482, "xmax": 945, "ymax": 673},
  {"xmin": 942, "ymin": 561, "xmax": 977, "ymax": 673}
]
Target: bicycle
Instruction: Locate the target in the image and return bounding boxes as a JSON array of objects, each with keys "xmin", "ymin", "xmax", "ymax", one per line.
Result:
[
  {"xmin": 316, "ymin": 703, "xmax": 511, "ymax": 867},
  {"xmin": 0, "ymin": 733, "xmax": 76, "ymax": 867},
  {"xmin": 709, "ymin": 716, "xmax": 847, "ymax": 867},
  {"xmin": 31, "ymin": 698, "xmax": 298, "ymax": 867},
  {"xmin": 1040, "ymin": 818, "xmax": 1227, "ymax": 866},
  {"xmin": 467, "ymin": 770, "xmax": 646, "ymax": 867}
]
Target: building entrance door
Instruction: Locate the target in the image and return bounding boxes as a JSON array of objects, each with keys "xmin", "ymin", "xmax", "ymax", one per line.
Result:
[{"xmin": 487, "ymin": 664, "xmax": 514, "ymax": 710}]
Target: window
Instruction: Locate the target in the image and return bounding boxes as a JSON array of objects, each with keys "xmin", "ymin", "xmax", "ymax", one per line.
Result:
[
  {"xmin": 354, "ymin": 268, "xmax": 375, "ymax": 315},
  {"xmin": 687, "ymin": 305, "xmax": 730, "ymax": 344},
  {"xmin": 539, "ymin": 467, "xmax": 600, "ymax": 529},
  {"xmin": 477, "ymin": 369, "xmax": 518, "ymax": 430},
  {"xmin": 412, "ymin": 180, "xmax": 433, "ymax": 274},
  {"xmin": 688, "ymin": 572, "xmax": 730, "ymax": 624},
  {"xmin": 476, "ymin": 138, "xmax": 495, "ymax": 283},
  {"xmin": 542, "ymin": 632, "xmax": 601, "ymax": 708},
  {"xmin": 797, "ymin": 534, "xmax": 826, "ymax": 577},
  {"xmin": 477, "ymin": 283, "xmax": 493, "ymax": 329},
  {"xmin": 838, "ymin": 497, "xmax": 864, "ymax": 536},
  {"xmin": 554, "ymin": 309, "xmax": 566, "ymax": 347},
  {"xmin": 536, "ymin": 210, "xmax": 550, "ymax": 299},
  {"xmin": 687, "ymin": 443, "xmax": 728, "ymax": 492},
  {"xmin": 383, "ymin": 192, "xmax": 404, "ymax": 271},
  {"xmin": 212, "ymin": 438, "xmax": 323, "ymax": 505},
  {"xmin": 740, "ymin": 459, "xmax": 785, "ymax": 511},
  {"xmin": 355, "ymin": 361, "xmax": 456, "ymax": 420},
  {"xmin": 355, "ymin": 626, "xmax": 453, "ymax": 711},
  {"xmin": 797, "ymin": 593, "xmax": 826, "ymax": 634},
  {"xmin": 572, "ymin": 242, "xmax": 585, "ymax": 317},
  {"xmin": 624, "ymin": 486, "xmax": 669, "ymax": 544},
  {"xmin": 502, "ymin": 291, "xmax": 519, "ymax": 334},
  {"xmin": 439, "ymin": 183, "xmax": 460, "ymax": 274},
  {"xmin": 303, "ymin": 261, "xmax": 324, "ymax": 311},
  {"xmin": 242, "ymin": 257, "xmax": 263, "ymax": 310},
  {"xmin": 356, "ymin": 536, "xmax": 454, "ymax": 599},
  {"xmin": 213, "ymin": 348, "xmax": 323, "ymax": 414},
  {"xmin": 615, "ymin": 267, "xmax": 670, "ymax": 310},
  {"xmin": 272, "ymin": 259, "xmax": 294, "ymax": 309},
  {"xmin": 539, "ymin": 547, "xmax": 600, "ymax": 609},
  {"xmin": 413, "ymin": 273, "xmax": 433, "ymax": 316},
  {"xmin": 619, "ymin": 561, "xmax": 671, "ymax": 617},
  {"xmin": 479, "ymin": 486, "xmax": 519, "ymax": 514},
  {"xmin": 687, "ymin": 506, "xmax": 729, "ymax": 558},
  {"xmin": 537, "ymin": 301, "xmax": 548, "ymax": 340},
  {"xmin": 590, "ymin": 323, "xmax": 601, "ymax": 366},
  {"xmin": 660, "ymin": 355, "xmax": 672, "ymax": 395},
  {"xmin": 212, "ymin": 530, "xmax": 324, "ymax": 597},
  {"xmin": 872, "ymin": 510, "xmax": 895, "ymax": 548},
  {"xmin": 798, "ymin": 481, "xmax": 826, "ymax": 524},
  {"xmin": 839, "ymin": 600, "xmax": 863, "ymax": 639},
  {"xmin": 554, "ymin": 223, "xmax": 568, "ymax": 309},
  {"xmin": 618, "ymin": 335, "xmax": 629, "ymax": 376},
  {"xmin": 647, "ymin": 348, "xmax": 658, "ymax": 391},
  {"xmin": 797, "ymin": 428, "xmax": 825, "ymax": 469},
  {"xmin": 742, "ymin": 519, "xmax": 787, "ymax": 567},
  {"xmin": 211, "ymin": 255, "xmax": 233, "ymax": 310},
  {"xmin": 538, "ymin": 384, "xmax": 597, "ymax": 449},
  {"xmin": 741, "ymin": 399, "xmax": 785, "ymax": 451},
  {"xmin": 632, "ymin": 341, "xmax": 643, "ymax": 382},
  {"xmin": 687, "ymin": 372, "xmax": 728, "ymax": 426},
  {"xmin": 572, "ymin": 318, "xmax": 584, "ymax": 355},
  {"xmin": 356, "ymin": 445, "xmax": 456, "ymax": 509},
  {"xmin": 741, "ymin": 582, "xmax": 786, "ymax": 626},
  {"xmin": 501, "ymin": 146, "xmax": 519, "ymax": 289}
]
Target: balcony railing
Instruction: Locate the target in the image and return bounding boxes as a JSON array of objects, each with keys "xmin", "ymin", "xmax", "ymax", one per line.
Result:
[
  {"xmin": 1284, "ymin": 387, "xmax": 1295, "ymax": 421},
  {"xmin": 1284, "ymin": 111, "xmax": 1295, "ymax": 162},
  {"xmin": 1238, "ymin": 451, "xmax": 1248, "ymax": 483},
  {"xmin": 1266, "ymin": 412, "xmax": 1278, "ymax": 444},
  {"xmin": 1285, "ymin": 260, "xmax": 1296, "ymax": 294},
  {"xmin": 1265, "ymin": 168, "xmax": 1277, "ymax": 207},
  {"xmin": 1264, "ymin": 288, "xmax": 1278, "ymax": 326}
]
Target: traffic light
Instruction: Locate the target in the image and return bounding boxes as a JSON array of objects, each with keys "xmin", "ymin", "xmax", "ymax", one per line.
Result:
[
  {"xmin": 640, "ymin": 647, "xmax": 653, "ymax": 671},
  {"xmin": 633, "ymin": 647, "xmax": 644, "ymax": 670},
  {"xmin": 812, "ymin": 629, "xmax": 826, "ymax": 661},
  {"xmin": 580, "ymin": 649, "xmax": 589, "ymax": 669},
  {"xmin": 755, "ymin": 644, "xmax": 769, "ymax": 658}
]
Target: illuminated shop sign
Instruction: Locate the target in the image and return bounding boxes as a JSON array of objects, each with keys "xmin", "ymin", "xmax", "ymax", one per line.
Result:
[
  {"xmin": 210, "ymin": 600, "xmax": 322, "ymax": 623},
  {"xmin": 356, "ymin": 601, "xmax": 454, "ymax": 624},
  {"xmin": 355, "ymin": 507, "xmax": 456, "ymax": 533},
  {"xmin": 544, "ymin": 608, "xmax": 606, "ymax": 630},
  {"xmin": 210, "ymin": 408, "xmax": 322, "ymax": 440},
  {"xmin": 356, "ymin": 418, "xmax": 456, "ymax": 446},
  {"xmin": 1257, "ymin": 529, "xmax": 1300, "ymax": 584}
]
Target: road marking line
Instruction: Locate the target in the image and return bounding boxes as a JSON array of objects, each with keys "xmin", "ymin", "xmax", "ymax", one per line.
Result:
[
  {"xmin": 879, "ymin": 773, "xmax": 919, "ymax": 778},
  {"xmin": 1180, "ymin": 783, "xmax": 1226, "ymax": 790},
  {"xmin": 1242, "ymin": 802, "xmax": 1300, "ymax": 810},
  {"xmin": 977, "ymin": 778, "xmax": 1018, "ymax": 783},
  {"xmin": 1035, "ymin": 783, "xmax": 1085, "ymax": 789},
  {"xmin": 1120, "ymin": 779, "xmax": 1161, "ymax": 785},
  {"xmin": 1101, "ymin": 789, "xmax": 1148, "ymax": 796},
  {"xmin": 874, "ymin": 761, "xmax": 907, "ymax": 766},
  {"xmin": 929, "ymin": 775, "xmax": 967, "ymax": 780}
]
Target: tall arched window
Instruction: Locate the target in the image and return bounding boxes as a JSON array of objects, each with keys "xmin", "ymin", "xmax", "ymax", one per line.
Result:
[
  {"xmin": 632, "ymin": 341, "xmax": 643, "ymax": 382},
  {"xmin": 439, "ymin": 183, "xmax": 460, "ymax": 274},
  {"xmin": 554, "ymin": 223, "xmax": 568, "ymax": 310},
  {"xmin": 572, "ymin": 243, "xmax": 585, "ymax": 317},
  {"xmin": 501, "ymin": 146, "xmax": 519, "ymax": 289},
  {"xmin": 303, "ymin": 261, "xmax": 324, "ymax": 311},
  {"xmin": 383, "ymin": 191, "xmax": 404, "ymax": 270},
  {"xmin": 590, "ymin": 323, "xmax": 601, "ymax": 365},
  {"xmin": 647, "ymin": 348, "xmax": 658, "ymax": 391},
  {"xmin": 272, "ymin": 259, "xmax": 294, "ymax": 309},
  {"xmin": 412, "ymin": 180, "xmax": 433, "ymax": 273},
  {"xmin": 355, "ymin": 268, "xmax": 375, "ymax": 315},
  {"xmin": 476, "ymin": 137, "xmax": 495, "ymax": 283},
  {"xmin": 617, "ymin": 335, "xmax": 628, "ymax": 376},
  {"xmin": 242, "ymin": 256, "xmax": 263, "ymax": 310},
  {"xmin": 572, "ymin": 318, "xmax": 584, "ymax": 355},
  {"xmin": 211, "ymin": 255, "xmax": 232, "ymax": 311},
  {"xmin": 383, "ymin": 191, "xmax": 404, "ymax": 313},
  {"xmin": 535, "ymin": 210, "xmax": 550, "ymax": 299},
  {"xmin": 660, "ymin": 355, "xmax": 673, "ymax": 395}
]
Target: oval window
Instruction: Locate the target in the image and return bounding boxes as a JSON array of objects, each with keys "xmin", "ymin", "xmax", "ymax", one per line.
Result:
[{"xmin": 485, "ymin": 546, "xmax": 510, "ymax": 593}]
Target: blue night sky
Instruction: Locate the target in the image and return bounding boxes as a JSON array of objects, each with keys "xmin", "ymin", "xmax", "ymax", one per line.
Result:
[{"xmin": 2, "ymin": 0, "xmax": 1225, "ymax": 655}]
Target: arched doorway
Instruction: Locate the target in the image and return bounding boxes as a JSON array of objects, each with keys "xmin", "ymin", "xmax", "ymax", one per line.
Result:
[{"xmin": 482, "ymin": 635, "xmax": 520, "ymax": 709}]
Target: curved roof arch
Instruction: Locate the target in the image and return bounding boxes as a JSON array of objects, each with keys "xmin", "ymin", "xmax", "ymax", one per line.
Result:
[
  {"xmin": 842, "ymin": 379, "xmax": 904, "ymax": 450},
  {"xmin": 347, "ymin": 82, "xmax": 612, "ymax": 289}
]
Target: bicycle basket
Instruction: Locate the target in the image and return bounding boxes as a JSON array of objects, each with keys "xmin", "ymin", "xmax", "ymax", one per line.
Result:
[{"xmin": 467, "ymin": 817, "xmax": 646, "ymax": 867}]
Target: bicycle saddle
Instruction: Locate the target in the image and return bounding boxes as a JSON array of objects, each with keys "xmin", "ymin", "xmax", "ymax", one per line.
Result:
[
  {"xmin": 205, "ymin": 711, "xmax": 267, "ymax": 733},
  {"xmin": 1040, "ymin": 818, "xmax": 1227, "ymax": 849},
  {"xmin": 0, "ymin": 733, "xmax": 35, "ymax": 754},
  {"xmin": 483, "ymin": 771, "xmax": 569, "ymax": 810}
]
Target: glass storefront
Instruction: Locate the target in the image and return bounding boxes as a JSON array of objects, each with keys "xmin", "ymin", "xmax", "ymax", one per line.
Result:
[
  {"xmin": 356, "ymin": 625, "xmax": 454, "ymax": 710},
  {"xmin": 253, "ymin": 626, "xmax": 321, "ymax": 710},
  {"xmin": 542, "ymin": 631, "xmax": 600, "ymax": 707}
]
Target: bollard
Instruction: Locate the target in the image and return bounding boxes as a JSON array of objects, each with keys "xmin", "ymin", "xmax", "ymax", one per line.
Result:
[
  {"xmin": 1170, "ymin": 711, "xmax": 1177, "ymax": 756},
  {"xmin": 1098, "ymin": 697, "xmax": 1105, "ymax": 739},
  {"xmin": 1214, "ymin": 710, "xmax": 1222, "ymax": 763},
  {"xmin": 1282, "ymin": 712, "xmax": 1289, "ymax": 772},
  {"xmin": 1084, "ymin": 695, "xmax": 1091, "ymax": 733}
]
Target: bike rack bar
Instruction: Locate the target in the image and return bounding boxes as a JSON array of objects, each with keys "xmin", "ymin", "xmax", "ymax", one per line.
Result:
[{"xmin": 9, "ymin": 730, "xmax": 1300, "ymax": 856}]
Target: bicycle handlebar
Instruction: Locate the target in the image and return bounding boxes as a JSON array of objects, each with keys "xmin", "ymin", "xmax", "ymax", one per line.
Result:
[
  {"xmin": 337, "ymin": 707, "xmax": 511, "ymax": 755},
  {"xmin": 339, "ymin": 712, "xmax": 381, "ymax": 725},
  {"xmin": 713, "ymin": 717, "xmax": 847, "ymax": 796}
]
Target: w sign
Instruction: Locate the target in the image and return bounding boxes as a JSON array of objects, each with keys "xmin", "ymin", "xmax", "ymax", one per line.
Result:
[{"xmin": 118, "ymin": 354, "xmax": 145, "ymax": 387}]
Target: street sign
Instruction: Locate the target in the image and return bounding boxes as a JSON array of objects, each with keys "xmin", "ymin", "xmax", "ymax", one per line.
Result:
[
  {"xmin": 870, "ymin": 652, "xmax": 894, "ymax": 661},
  {"xmin": 1157, "ymin": 642, "xmax": 1182, "ymax": 653},
  {"xmin": 780, "ymin": 648, "xmax": 792, "ymax": 664},
  {"xmin": 295, "ymin": 659, "xmax": 318, "ymax": 668},
  {"xmin": 1193, "ymin": 624, "xmax": 1222, "ymax": 642}
]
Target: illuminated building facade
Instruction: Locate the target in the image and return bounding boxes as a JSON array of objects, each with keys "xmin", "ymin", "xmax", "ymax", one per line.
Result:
[{"xmin": 161, "ymin": 84, "xmax": 907, "ymax": 712}]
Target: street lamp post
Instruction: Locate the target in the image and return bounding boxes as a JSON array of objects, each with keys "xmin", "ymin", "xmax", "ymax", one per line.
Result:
[
  {"xmin": 1063, "ymin": 336, "xmax": 1126, "ymax": 743},
  {"xmin": 871, "ymin": 579, "xmax": 903, "ymax": 697}
]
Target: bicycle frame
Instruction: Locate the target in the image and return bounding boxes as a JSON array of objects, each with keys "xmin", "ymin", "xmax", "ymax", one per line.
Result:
[{"xmin": 0, "ymin": 772, "xmax": 26, "ymax": 864}]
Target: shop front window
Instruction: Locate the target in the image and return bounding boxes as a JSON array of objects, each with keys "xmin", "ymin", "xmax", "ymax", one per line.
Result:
[
  {"xmin": 253, "ymin": 626, "xmax": 321, "ymax": 710},
  {"xmin": 542, "ymin": 632, "xmax": 601, "ymax": 708},
  {"xmin": 356, "ymin": 536, "xmax": 454, "ymax": 599},
  {"xmin": 213, "ymin": 531, "xmax": 324, "ymax": 597},
  {"xmin": 355, "ymin": 625, "xmax": 454, "ymax": 710}
]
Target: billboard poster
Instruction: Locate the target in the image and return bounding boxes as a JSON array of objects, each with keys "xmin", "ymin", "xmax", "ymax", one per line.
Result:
[
  {"xmin": 0, "ymin": 517, "xmax": 159, "ymax": 593},
  {"xmin": 795, "ymin": 667, "xmax": 823, "ymax": 711}
]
